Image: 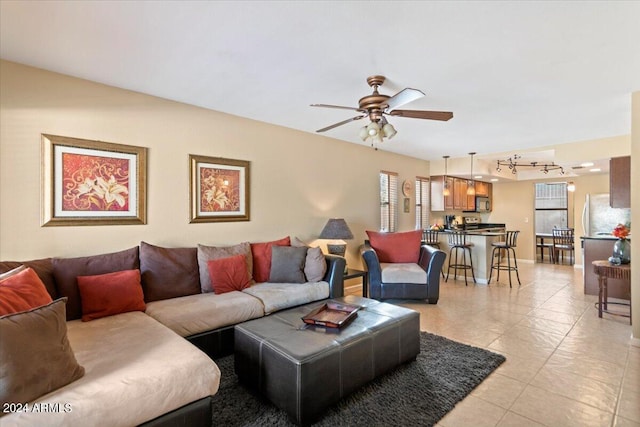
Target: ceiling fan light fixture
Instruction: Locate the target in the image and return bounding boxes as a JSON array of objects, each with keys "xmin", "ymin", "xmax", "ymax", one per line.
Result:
[
  {"xmin": 359, "ymin": 126, "xmax": 369, "ymax": 141},
  {"xmin": 382, "ymin": 123, "xmax": 397, "ymax": 139},
  {"xmin": 367, "ymin": 121, "xmax": 380, "ymax": 136}
]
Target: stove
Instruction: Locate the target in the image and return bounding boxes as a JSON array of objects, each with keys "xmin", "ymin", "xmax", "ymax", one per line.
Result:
[{"xmin": 463, "ymin": 217, "xmax": 480, "ymax": 230}]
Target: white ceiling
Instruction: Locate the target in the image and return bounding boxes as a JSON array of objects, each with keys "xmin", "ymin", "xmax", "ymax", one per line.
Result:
[{"xmin": 1, "ymin": 1, "xmax": 639, "ymax": 168}]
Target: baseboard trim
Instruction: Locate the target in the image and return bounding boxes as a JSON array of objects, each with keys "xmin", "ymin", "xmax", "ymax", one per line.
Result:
[{"xmin": 630, "ymin": 336, "xmax": 640, "ymax": 348}]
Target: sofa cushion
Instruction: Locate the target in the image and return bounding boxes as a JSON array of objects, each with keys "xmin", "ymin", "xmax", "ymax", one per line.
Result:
[
  {"xmin": 291, "ymin": 237, "xmax": 327, "ymax": 282},
  {"xmin": 0, "ymin": 267, "xmax": 53, "ymax": 316},
  {"xmin": 366, "ymin": 230, "xmax": 422, "ymax": 263},
  {"xmin": 0, "ymin": 298, "xmax": 85, "ymax": 407},
  {"xmin": 52, "ymin": 247, "xmax": 140, "ymax": 320},
  {"xmin": 380, "ymin": 263, "xmax": 427, "ymax": 284},
  {"xmin": 139, "ymin": 241, "xmax": 200, "ymax": 302},
  {"xmin": 207, "ymin": 254, "xmax": 251, "ymax": 294},
  {"xmin": 3, "ymin": 311, "xmax": 220, "ymax": 427},
  {"xmin": 251, "ymin": 236, "xmax": 290, "ymax": 283},
  {"xmin": 77, "ymin": 269, "xmax": 146, "ymax": 321},
  {"xmin": 242, "ymin": 281, "xmax": 330, "ymax": 315},
  {"xmin": 197, "ymin": 242, "xmax": 253, "ymax": 293},
  {"xmin": 0, "ymin": 258, "xmax": 58, "ymax": 299},
  {"xmin": 269, "ymin": 246, "xmax": 307, "ymax": 283},
  {"xmin": 145, "ymin": 291, "xmax": 264, "ymax": 337}
]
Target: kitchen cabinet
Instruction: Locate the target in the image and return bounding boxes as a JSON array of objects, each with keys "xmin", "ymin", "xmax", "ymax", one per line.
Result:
[
  {"xmin": 582, "ymin": 237, "xmax": 630, "ymax": 298},
  {"xmin": 431, "ymin": 176, "xmax": 490, "ymax": 211},
  {"xmin": 430, "ymin": 175, "xmax": 454, "ymax": 211},
  {"xmin": 466, "ymin": 180, "xmax": 476, "ymax": 210},
  {"xmin": 453, "ymin": 178, "xmax": 467, "ymax": 210},
  {"xmin": 444, "ymin": 176, "xmax": 454, "ymax": 210},
  {"xmin": 610, "ymin": 156, "xmax": 630, "ymax": 208},
  {"xmin": 475, "ymin": 181, "xmax": 491, "ymax": 197}
]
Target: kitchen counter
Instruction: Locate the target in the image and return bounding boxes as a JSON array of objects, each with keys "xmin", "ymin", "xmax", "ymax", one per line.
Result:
[
  {"xmin": 581, "ymin": 235, "xmax": 631, "ymax": 241},
  {"xmin": 438, "ymin": 231, "xmax": 506, "ymax": 284}
]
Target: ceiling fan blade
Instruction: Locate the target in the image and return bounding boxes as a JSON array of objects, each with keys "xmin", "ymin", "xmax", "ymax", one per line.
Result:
[
  {"xmin": 383, "ymin": 88, "xmax": 425, "ymax": 111},
  {"xmin": 388, "ymin": 109, "xmax": 453, "ymax": 121},
  {"xmin": 316, "ymin": 115, "xmax": 365, "ymax": 132},
  {"xmin": 310, "ymin": 103, "xmax": 363, "ymax": 112}
]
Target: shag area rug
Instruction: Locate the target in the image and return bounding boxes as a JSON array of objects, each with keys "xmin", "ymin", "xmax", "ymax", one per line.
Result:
[{"xmin": 211, "ymin": 332, "xmax": 505, "ymax": 426}]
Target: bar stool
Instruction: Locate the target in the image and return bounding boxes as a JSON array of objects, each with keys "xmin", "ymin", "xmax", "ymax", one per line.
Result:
[
  {"xmin": 445, "ymin": 231, "xmax": 476, "ymax": 286},
  {"xmin": 423, "ymin": 230, "xmax": 445, "ymax": 278},
  {"xmin": 488, "ymin": 230, "xmax": 521, "ymax": 288}
]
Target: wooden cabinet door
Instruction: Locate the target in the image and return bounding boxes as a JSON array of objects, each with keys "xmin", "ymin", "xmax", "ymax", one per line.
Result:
[
  {"xmin": 475, "ymin": 181, "xmax": 489, "ymax": 197},
  {"xmin": 610, "ymin": 156, "xmax": 630, "ymax": 208},
  {"xmin": 444, "ymin": 176, "xmax": 454, "ymax": 210},
  {"xmin": 453, "ymin": 178, "xmax": 467, "ymax": 210},
  {"xmin": 466, "ymin": 180, "xmax": 476, "ymax": 210},
  {"xmin": 430, "ymin": 176, "xmax": 444, "ymax": 211}
]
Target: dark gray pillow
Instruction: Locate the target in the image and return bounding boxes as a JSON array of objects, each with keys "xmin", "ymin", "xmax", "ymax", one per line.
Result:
[{"xmin": 269, "ymin": 246, "xmax": 308, "ymax": 283}]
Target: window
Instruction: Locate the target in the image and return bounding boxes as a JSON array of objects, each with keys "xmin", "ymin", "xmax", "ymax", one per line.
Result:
[
  {"xmin": 534, "ymin": 182, "xmax": 568, "ymax": 233},
  {"xmin": 379, "ymin": 171, "xmax": 398, "ymax": 232},
  {"xmin": 415, "ymin": 176, "xmax": 430, "ymax": 230}
]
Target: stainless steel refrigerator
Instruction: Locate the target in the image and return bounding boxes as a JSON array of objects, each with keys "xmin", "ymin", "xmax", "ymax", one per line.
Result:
[{"xmin": 581, "ymin": 193, "xmax": 631, "ymax": 237}]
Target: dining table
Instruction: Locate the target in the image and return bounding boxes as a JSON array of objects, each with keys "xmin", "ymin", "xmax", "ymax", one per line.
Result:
[{"xmin": 536, "ymin": 233, "xmax": 554, "ymax": 263}]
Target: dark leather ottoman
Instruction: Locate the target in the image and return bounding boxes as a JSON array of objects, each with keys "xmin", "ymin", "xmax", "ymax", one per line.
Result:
[{"xmin": 234, "ymin": 296, "xmax": 420, "ymax": 426}]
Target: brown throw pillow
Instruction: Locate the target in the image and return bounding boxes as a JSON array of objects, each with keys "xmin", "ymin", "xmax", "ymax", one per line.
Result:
[
  {"xmin": 0, "ymin": 298, "xmax": 85, "ymax": 406},
  {"xmin": 269, "ymin": 246, "xmax": 307, "ymax": 283},
  {"xmin": 139, "ymin": 242, "xmax": 200, "ymax": 302},
  {"xmin": 52, "ymin": 247, "xmax": 140, "ymax": 320}
]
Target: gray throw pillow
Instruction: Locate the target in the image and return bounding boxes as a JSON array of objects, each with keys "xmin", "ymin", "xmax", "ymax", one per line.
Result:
[
  {"xmin": 290, "ymin": 237, "xmax": 327, "ymax": 282},
  {"xmin": 0, "ymin": 298, "xmax": 85, "ymax": 406},
  {"xmin": 269, "ymin": 246, "xmax": 308, "ymax": 283}
]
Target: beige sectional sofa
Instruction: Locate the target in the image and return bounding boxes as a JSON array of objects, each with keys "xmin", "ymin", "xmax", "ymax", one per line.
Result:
[{"xmin": 0, "ymin": 238, "xmax": 346, "ymax": 427}]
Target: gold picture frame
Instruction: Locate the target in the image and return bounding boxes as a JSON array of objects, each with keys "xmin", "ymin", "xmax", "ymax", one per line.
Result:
[
  {"xmin": 41, "ymin": 134, "xmax": 147, "ymax": 226},
  {"xmin": 189, "ymin": 154, "xmax": 250, "ymax": 223}
]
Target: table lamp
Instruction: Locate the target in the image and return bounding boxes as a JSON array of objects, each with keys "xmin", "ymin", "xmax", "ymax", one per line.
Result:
[{"xmin": 319, "ymin": 218, "xmax": 354, "ymax": 271}]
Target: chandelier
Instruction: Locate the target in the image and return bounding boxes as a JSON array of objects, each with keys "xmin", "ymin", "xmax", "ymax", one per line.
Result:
[
  {"xmin": 496, "ymin": 154, "xmax": 565, "ymax": 175},
  {"xmin": 359, "ymin": 116, "xmax": 397, "ymax": 147}
]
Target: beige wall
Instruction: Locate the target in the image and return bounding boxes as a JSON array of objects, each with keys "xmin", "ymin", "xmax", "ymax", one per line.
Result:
[
  {"xmin": 487, "ymin": 173, "xmax": 609, "ymax": 264},
  {"xmin": 0, "ymin": 61, "xmax": 429, "ymax": 269},
  {"xmin": 631, "ymin": 91, "xmax": 639, "ymax": 342}
]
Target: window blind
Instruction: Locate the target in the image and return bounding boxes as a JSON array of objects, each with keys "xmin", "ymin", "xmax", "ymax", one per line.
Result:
[
  {"xmin": 380, "ymin": 171, "xmax": 398, "ymax": 232},
  {"xmin": 415, "ymin": 176, "xmax": 430, "ymax": 230}
]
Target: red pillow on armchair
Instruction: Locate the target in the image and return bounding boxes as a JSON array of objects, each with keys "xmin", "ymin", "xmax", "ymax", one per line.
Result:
[{"xmin": 366, "ymin": 230, "xmax": 422, "ymax": 263}]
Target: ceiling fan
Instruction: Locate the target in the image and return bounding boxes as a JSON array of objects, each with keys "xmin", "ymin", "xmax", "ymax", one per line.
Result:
[{"xmin": 311, "ymin": 75, "xmax": 453, "ymax": 143}]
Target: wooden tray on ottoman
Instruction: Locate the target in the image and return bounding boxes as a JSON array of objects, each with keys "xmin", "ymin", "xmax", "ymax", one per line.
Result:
[{"xmin": 301, "ymin": 301, "xmax": 360, "ymax": 328}]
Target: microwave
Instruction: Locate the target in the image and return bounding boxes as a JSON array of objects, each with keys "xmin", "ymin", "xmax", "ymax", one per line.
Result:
[{"xmin": 476, "ymin": 196, "xmax": 491, "ymax": 212}]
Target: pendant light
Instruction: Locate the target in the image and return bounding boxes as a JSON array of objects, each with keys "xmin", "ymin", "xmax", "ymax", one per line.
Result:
[
  {"xmin": 467, "ymin": 152, "xmax": 476, "ymax": 196},
  {"xmin": 442, "ymin": 155, "xmax": 450, "ymax": 196}
]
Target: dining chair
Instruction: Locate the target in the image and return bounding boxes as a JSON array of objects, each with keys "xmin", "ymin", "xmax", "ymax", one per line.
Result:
[{"xmin": 552, "ymin": 228, "xmax": 575, "ymax": 265}]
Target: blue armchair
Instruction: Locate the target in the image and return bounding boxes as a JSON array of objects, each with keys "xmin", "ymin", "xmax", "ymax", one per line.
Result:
[{"xmin": 360, "ymin": 241, "xmax": 445, "ymax": 304}]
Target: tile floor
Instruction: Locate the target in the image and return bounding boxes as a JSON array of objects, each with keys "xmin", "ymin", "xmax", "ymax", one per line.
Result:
[{"xmin": 344, "ymin": 262, "xmax": 639, "ymax": 427}]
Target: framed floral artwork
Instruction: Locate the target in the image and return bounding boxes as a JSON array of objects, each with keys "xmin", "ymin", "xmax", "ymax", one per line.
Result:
[
  {"xmin": 41, "ymin": 134, "xmax": 147, "ymax": 226},
  {"xmin": 189, "ymin": 154, "xmax": 250, "ymax": 223}
]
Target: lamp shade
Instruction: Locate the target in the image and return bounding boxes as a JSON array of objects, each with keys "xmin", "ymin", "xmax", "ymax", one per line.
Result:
[{"xmin": 319, "ymin": 218, "xmax": 354, "ymax": 240}]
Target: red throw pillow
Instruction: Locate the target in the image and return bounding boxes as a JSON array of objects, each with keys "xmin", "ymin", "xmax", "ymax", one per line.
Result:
[
  {"xmin": 207, "ymin": 254, "xmax": 251, "ymax": 294},
  {"xmin": 77, "ymin": 269, "xmax": 146, "ymax": 321},
  {"xmin": 366, "ymin": 230, "xmax": 422, "ymax": 263},
  {"xmin": 250, "ymin": 236, "xmax": 290, "ymax": 282},
  {"xmin": 0, "ymin": 267, "xmax": 53, "ymax": 316}
]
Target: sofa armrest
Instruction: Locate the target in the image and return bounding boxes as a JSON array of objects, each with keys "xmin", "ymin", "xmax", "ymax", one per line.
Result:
[
  {"xmin": 323, "ymin": 254, "xmax": 345, "ymax": 298},
  {"xmin": 360, "ymin": 244, "xmax": 382, "ymax": 285},
  {"xmin": 418, "ymin": 244, "xmax": 446, "ymax": 300}
]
